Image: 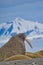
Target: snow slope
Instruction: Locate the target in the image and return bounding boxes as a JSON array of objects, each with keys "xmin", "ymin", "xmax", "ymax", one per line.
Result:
[{"xmin": 0, "ymin": 18, "xmax": 43, "ymax": 47}]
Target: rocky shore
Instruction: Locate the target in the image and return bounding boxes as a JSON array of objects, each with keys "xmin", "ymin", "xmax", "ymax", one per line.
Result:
[{"xmin": 0, "ymin": 57, "xmax": 43, "ymax": 65}]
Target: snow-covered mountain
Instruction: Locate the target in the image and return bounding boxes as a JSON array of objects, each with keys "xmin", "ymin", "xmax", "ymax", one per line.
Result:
[{"xmin": 0, "ymin": 18, "xmax": 43, "ymax": 47}]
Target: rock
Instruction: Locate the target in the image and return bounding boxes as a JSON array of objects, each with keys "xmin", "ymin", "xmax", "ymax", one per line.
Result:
[{"xmin": 0, "ymin": 57, "xmax": 43, "ymax": 65}]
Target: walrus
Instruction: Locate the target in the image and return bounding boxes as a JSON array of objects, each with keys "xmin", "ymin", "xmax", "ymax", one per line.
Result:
[{"xmin": 0, "ymin": 33, "xmax": 32, "ymax": 61}]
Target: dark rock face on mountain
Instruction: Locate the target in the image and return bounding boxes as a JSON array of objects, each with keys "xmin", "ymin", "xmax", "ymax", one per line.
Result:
[{"xmin": 0, "ymin": 33, "xmax": 27, "ymax": 61}]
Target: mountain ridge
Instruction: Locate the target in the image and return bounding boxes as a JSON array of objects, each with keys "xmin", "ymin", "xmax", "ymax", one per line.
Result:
[{"xmin": 0, "ymin": 18, "xmax": 43, "ymax": 47}]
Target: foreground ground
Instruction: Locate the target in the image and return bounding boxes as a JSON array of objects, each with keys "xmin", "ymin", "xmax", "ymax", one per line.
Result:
[{"xmin": 0, "ymin": 57, "xmax": 43, "ymax": 65}]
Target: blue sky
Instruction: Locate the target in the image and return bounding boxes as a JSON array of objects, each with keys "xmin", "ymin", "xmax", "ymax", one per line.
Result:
[
  {"xmin": 0, "ymin": 0, "xmax": 43, "ymax": 23},
  {"xmin": 0, "ymin": 0, "xmax": 43, "ymax": 52}
]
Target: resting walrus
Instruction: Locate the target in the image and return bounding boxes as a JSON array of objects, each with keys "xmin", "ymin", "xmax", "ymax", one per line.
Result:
[{"xmin": 0, "ymin": 33, "xmax": 32, "ymax": 61}]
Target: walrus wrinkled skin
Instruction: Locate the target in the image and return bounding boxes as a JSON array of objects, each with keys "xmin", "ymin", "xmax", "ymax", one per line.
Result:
[{"xmin": 0, "ymin": 33, "xmax": 32, "ymax": 61}]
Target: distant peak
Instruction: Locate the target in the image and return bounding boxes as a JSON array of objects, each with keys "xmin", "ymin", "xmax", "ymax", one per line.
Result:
[{"xmin": 14, "ymin": 17, "xmax": 24, "ymax": 22}]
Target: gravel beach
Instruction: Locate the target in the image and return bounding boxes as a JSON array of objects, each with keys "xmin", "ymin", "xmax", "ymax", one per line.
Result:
[{"xmin": 0, "ymin": 57, "xmax": 43, "ymax": 65}]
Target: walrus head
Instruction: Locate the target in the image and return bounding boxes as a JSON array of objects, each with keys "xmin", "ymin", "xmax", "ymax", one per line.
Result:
[{"xmin": 18, "ymin": 33, "xmax": 33, "ymax": 48}]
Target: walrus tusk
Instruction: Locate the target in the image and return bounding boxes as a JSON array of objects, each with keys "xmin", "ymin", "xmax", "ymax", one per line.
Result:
[{"xmin": 25, "ymin": 38, "xmax": 33, "ymax": 48}]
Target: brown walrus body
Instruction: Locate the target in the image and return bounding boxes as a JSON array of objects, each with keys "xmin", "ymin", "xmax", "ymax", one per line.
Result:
[{"xmin": 0, "ymin": 33, "xmax": 32, "ymax": 61}]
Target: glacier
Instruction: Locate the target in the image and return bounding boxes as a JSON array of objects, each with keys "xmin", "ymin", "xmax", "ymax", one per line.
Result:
[{"xmin": 0, "ymin": 18, "xmax": 43, "ymax": 48}]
